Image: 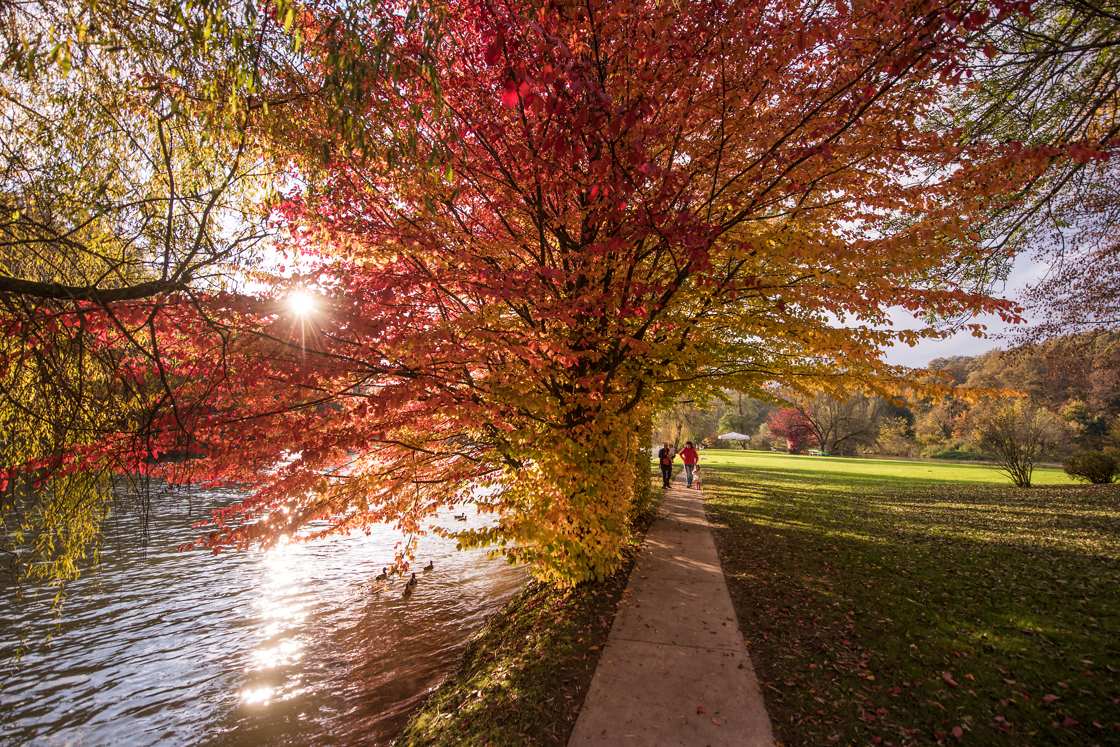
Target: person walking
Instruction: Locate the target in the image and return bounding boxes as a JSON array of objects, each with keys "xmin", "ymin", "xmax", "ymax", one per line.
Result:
[
  {"xmin": 657, "ymin": 442, "xmax": 674, "ymax": 488},
  {"xmin": 679, "ymin": 441, "xmax": 700, "ymax": 488}
]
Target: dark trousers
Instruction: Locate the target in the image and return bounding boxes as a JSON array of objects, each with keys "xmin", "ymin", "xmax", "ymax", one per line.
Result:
[{"xmin": 659, "ymin": 463, "xmax": 672, "ymax": 487}]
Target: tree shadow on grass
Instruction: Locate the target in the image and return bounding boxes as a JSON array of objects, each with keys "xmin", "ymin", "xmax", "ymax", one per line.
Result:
[
  {"xmin": 709, "ymin": 466, "xmax": 1120, "ymax": 561},
  {"xmin": 705, "ymin": 468, "xmax": 1120, "ymax": 746}
]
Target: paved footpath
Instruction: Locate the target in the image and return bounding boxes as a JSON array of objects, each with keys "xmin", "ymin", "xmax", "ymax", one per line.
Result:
[{"xmin": 568, "ymin": 483, "xmax": 775, "ymax": 746}]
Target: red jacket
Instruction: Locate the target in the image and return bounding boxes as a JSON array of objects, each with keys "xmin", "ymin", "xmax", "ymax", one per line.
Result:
[{"xmin": 679, "ymin": 446, "xmax": 699, "ymax": 465}]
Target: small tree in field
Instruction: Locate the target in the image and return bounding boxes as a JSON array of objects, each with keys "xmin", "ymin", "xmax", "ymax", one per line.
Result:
[
  {"xmin": 768, "ymin": 408, "xmax": 816, "ymax": 455},
  {"xmin": 967, "ymin": 400, "xmax": 1068, "ymax": 487}
]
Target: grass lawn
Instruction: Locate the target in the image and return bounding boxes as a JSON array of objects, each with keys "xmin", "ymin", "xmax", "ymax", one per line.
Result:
[{"xmin": 703, "ymin": 449, "xmax": 1120, "ymax": 745}]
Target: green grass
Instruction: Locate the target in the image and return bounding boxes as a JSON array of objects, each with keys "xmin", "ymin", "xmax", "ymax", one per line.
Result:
[
  {"xmin": 703, "ymin": 449, "xmax": 1120, "ymax": 745},
  {"xmin": 701, "ymin": 449, "xmax": 1076, "ymax": 486}
]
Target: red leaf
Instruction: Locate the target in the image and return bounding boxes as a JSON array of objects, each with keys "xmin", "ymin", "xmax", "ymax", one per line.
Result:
[
  {"xmin": 1042, "ymin": 693, "xmax": 1059, "ymax": 703},
  {"xmin": 484, "ymin": 40, "xmax": 502, "ymax": 66},
  {"xmin": 951, "ymin": 726, "xmax": 964, "ymax": 739},
  {"xmin": 942, "ymin": 672, "xmax": 959, "ymax": 687}
]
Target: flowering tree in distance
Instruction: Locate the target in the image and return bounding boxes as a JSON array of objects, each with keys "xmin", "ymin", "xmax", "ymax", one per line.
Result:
[
  {"xmin": 767, "ymin": 409, "xmax": 817, "ymax": 455},
  {"xmin": 3, "ymin": 0, "xmax": 1088, "ymax": 585}
]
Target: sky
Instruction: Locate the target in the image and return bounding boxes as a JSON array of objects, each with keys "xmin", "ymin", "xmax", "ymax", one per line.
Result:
[{"xmin": 882, "ymin": 252, "xmax": 1049, "ymax": 368}]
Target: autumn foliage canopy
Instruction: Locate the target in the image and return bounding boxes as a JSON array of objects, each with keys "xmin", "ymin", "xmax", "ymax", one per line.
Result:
[{"xmin": 1, "ymin": 0, "xmax": 1092, "ymax": 584}]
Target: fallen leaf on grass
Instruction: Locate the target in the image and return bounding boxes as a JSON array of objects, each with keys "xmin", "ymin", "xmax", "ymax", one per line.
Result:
[
  {"xmin": 942, "ymin": 672, "xmax": 959, "ymax": 687},
  {"xmin": 951, "ymin": 725, "xmax": 964, "ymax": 739},
  {"xmin": 1042, "ymin": 694, "xmax": 1059, "ymax": 703}
]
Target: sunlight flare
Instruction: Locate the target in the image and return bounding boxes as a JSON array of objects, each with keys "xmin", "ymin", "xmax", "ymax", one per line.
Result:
[{"xmin": 286, "ymin": 290, "xmax": 316, "ymax": 318}]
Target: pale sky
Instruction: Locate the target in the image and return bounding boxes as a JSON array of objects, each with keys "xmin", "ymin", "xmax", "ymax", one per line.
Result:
[{"xmin": 882, "ymin": 253, "xmax": 1049, "ymax": 368}]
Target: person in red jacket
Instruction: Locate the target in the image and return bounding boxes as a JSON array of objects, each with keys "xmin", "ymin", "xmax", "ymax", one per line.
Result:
[{"xmin": 679, "ymin": 441, "xmax": 700, "ymax": 488}]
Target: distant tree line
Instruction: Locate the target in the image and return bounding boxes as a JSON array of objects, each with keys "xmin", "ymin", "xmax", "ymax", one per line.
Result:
[{"xmin": 655, "ymin": 330, "xmax": 1120, "ymax": 486}]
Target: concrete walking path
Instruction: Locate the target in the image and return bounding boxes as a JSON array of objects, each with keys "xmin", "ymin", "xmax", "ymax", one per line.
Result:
[{"xmin": 568, "ymin": 483, "xmax": 776, "ymax": 746}]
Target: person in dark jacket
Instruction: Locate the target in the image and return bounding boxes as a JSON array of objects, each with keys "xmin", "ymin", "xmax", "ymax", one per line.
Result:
[{"xmin": 657, "ymin": 442, "xmax": 674, "ymax": 488}]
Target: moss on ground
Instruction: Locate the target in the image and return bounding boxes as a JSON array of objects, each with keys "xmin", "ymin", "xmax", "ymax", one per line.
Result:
[
  {"xmin": 703, "ymin": 449, "xmax": 1120, "ymax": 745},
  {"xmin": 394, "ymin": 495, "xmax": 657, "ymax": 746}
]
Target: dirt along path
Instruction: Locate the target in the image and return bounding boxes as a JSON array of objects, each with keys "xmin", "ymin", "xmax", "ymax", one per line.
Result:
[{"xmin": 568, "ymin": 480, "xmax": 775, "ymax": 746}]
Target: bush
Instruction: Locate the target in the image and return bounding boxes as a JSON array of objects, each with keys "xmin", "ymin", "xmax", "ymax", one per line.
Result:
[
  {"xmin": 1064, "ymin": 451, "xmax": 1119, "ymax": 484},
  {"xmin": 928, "ymin": 448, "xmax": 985, "ymax": 461}
]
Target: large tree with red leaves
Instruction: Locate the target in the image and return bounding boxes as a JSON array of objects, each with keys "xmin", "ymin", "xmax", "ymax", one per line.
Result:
[{"xmin": 2, "ymin": 0, "xmax": 1089, "ymax": 585}]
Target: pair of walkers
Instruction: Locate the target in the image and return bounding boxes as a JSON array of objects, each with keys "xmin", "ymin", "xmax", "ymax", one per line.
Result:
[{"xmin": 657, "ymin": 441, "xmax": 700, "ymax": 489}]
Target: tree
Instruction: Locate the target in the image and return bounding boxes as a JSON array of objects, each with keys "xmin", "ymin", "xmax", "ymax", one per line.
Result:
[
  {"xmin": 2, "ymin": 0, "xmax": 1077, "ymax": 586},
  {"xmin": 1061, "ymin": 399, "xmax": 1111, "ymax": 449},
  {"xmin": 927, "ymin": 356, "xmax": 979, "ymax": 386},
  {"xmin": 752, "ymin": 423, "xmax": 775, "ymax": 452},
  {"xmin": 0, "ymin": 0, "xmax": 283, "ymax": 587},
  {"xmin": 798, "ymin": 394, "xmax": 883, "ymax": 456},
  {"xmin": 965, "ymin": 400, "xmax": 1068, "ymax": 487},
  {"xmin": 960, "ymin": 331, "xmax": 1120, "ymax": 415},
  {"xmin": 718, "ymin": 393, "xmax": 771, "ymax": 448},
  {"xmin": 655, "ymin": 400, "xmax": 728, "ymax": 448},
  {"xmin": 955, "ymin": 0, "xmax": 1120, "ymax": 338},
  {"xmin": 876, "ymin": 416, "xmax": 919, "ymax": 457},
  {"xmin": 767, "ymin": 408, "xmax": 816, "ymax": 454},
  {"xmin": 0, "ymin": 0, "xmax": 438, "ymax": 587},
  {"xmin": 914, "ymin": 398, "xmax": 970, "ymax": 456}
]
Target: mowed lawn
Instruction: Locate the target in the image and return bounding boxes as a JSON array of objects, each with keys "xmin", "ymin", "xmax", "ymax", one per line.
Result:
[{"xmin": 701, "ymin": 449, "xmax": 1120, "ymax": 746}]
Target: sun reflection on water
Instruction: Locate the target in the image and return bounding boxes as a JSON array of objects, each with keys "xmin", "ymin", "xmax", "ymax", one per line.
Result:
[
  {"xmin": 239, "ymin": 538, "xmax": 310, "ymax": 706},
  {"xmin": 251, "ymin": 638, "xmax": 303, "ymax": 669},
  {"xmin": 240, "ymin": 685, "xmax": 276, "ymax": 706}
]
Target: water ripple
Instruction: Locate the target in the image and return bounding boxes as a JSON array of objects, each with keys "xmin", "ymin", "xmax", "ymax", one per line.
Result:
[{"xmin": 1, "ymin": 487, "xmax": 524, "ymax": 746}]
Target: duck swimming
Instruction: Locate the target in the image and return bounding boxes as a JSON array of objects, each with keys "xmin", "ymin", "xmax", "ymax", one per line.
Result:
[
  {"xmin": 453, "ymin": 513, "xmax": 468, "ymax": 521},
  {"xmin": 423, "ymin": 560, "xmax": 434, "ymax": 572},
  {"xmin": 405, "ymin": 573, "xmax": 418, "ymax": 589},
  {"xmin": 374, "ymin": 567, "xmax": 388, "ymax": 582}
]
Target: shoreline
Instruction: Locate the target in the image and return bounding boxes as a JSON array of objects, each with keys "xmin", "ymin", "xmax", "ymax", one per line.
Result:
[{"xmin": 393, "ymin": 488, "xmax": 659, "ymax": 746}]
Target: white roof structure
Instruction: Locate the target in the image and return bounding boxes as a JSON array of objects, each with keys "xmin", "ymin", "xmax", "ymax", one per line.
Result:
[{"xmin": 717, "ymin": 431, "xmax": 751, "ymax": 441}]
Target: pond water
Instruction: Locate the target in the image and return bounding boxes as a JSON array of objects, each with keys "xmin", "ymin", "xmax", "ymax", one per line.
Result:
[{"xmin": 0, "ymin": 487, "xmax": 525, "ymax": 745}]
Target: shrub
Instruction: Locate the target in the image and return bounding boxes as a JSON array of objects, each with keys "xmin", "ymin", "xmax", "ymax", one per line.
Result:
[
  {"xmin": 928, "ymin": 448, "xmax": 986, "ymax": 461},
  {"xmin": 1064, "ymin": 451, "xmax": 1119, "ymax": 484}
]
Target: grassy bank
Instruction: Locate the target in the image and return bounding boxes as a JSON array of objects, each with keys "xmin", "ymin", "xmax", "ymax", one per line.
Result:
[
  {"xmin": 394, "ymin": 499, "xmax": 656, "ymax": 746},
  {"xmin": 703, "ymin": 449, "xmax": 1120, "ymax": 745}
]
